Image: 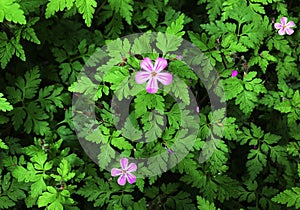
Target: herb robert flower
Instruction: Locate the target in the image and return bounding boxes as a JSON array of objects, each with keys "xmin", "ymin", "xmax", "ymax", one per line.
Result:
[
  {"xmin": 274, "ymin": 17, "xmax": 295, "ymax": 35},
  {"xmin": 135, "ymin": 57, "xmax": 172, "ymax": 94},
  {"xmin": 111, "ymin": 158, "xmax": 137, "ymax": 186},
  {"xmin": 231, "ymin": 70, "xmax": 238, "ymax": 77}
]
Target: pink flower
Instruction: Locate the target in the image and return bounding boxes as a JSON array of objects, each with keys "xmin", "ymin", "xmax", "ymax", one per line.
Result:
[
  {"xmin": 177, "ymin": 55, "xmax": 182, "ymax": 60},
  {"xmin": 271, "ymin": 18, "xmax": 275, "ymax": 23},
  {"xmin": 135, "ymin": 57, "xmax": 172, "ymax": 94},
  {"xmin": 111, "ymin": 158, "xmax": 137, "ymax": 186},
  {"xmin": 274, "ymin": 17, "xmax": 295, "ymax": 35},
  {"xmin": 196, "ymin": 106, "xmax": 200, "ymax": 113},
  {"xmin": 231, "ymin": 70, "xmax": 238, "ymax": 77}
]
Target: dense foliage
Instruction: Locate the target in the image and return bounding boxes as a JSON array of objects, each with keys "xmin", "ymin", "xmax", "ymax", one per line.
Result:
[{"xmin": 0, "ymin": 0, "xmax": 299, "ymax": 209}]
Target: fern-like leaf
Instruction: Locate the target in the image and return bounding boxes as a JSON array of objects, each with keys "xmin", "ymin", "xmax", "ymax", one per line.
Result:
[
  {"xmin": 45, "ymin": 0, "xmax": 75, "ymax": 18},
  {"xmin": 108, "ymin": 0, "xmax": 133, "ymax": 24},
  {"xmin": 75, "ymin": 0, "xmax": 97, "ymax": 27},
  {"xmin": 0, "ymin": 0, "xmax": 26, "ymax": 24},
  {"xmin": 272, "ymin": 187, "xmax": 300, "ymax": 209},
  {"xmin": 0, "ymin": 93, "xmax": 13, "ymax": 112}
]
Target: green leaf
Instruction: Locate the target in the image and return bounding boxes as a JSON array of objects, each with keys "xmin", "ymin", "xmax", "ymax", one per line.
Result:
[
  {"xmin": 0, "ymin": 196, "xmax": 15, "ymax": 209},
  {"xmin": 206, "ymin": 0, "xmax": 223, "ymax": 21},
  {"xmin": 0, "ymin": 36, "xmax": 26, "ymax": 67},
  {"xmin": 239, "ymin": 21, "xmax": 266, "ymax": 49},
  {"xmin": 246, "ymin": 149, "xmax": 267, "ymax": 179},
  {"xmin": 0, "ymin": 33, "xmax": 14, "ymax": 69},
  {"xmin": 0, "ymin": 139, "xmax": 9, "ymax": 149},
  {"xmin": 136, "ymin": 178, "xmax": 145, "ymax": 192},
  {"xmin": 15, "ymin": 67, "xmax": 41, "ymax": 100},
  {"xmin": 222, "ymin": 0, "xmax": 253, "ymax": 24},
  {"xmin": 235, "ymin": 90, "xmax": 257, "ymax": 115},
  {"xmin": 20, "ymin": 0, "xmax": 46, "ymax": 14},
  {"xmin": 108, "ymin": 0, "xmax": 133, "ymax": 24},
  {"xmin": 166, "ymin": 191, "xmax": 196, "ymax": 209},
  {"xmin": 156, "ymin": 32, "xmax": 181, "ymax": 56},
  {"xmin": 106, "ymin": 38, "xmax": 131, "ymax": 61},
  {"xmin": 274, "ymin": 99, "xmax": 291, "ymax": 113},
  {"xmin": 249, "ymin": 3, "xmax": 265, "ymax": 14},
  {"xmin": 51, "ymin": 159, "xmax": 75, "ymax": 182},
  {"xmin": 201, "ymin": 21, "xmax": 236, "ymax": 37},
  {"xmin": 11, "ymin": 107, "xmax": 26, "ymax": 131},
  {"xmin": 98, "ymin": 144, "xmax": 115, "ymax": 168},
  {"xmin": 143, "ymin": 4, "xmax": 159, "ymax": 27},
  {"xmin": 77, "ymin": 178, "xmax": 111, "ymax": 207},
  {"xmin": 111, "ymin": 132, "xmax": 133, "ymax": 150},
  {"xmin": 37, "ymin": 186, "xmax": 58, "ymax": 207},
  {"xmin": 30, "ymin": 177, "xmax": 47, "ymax": 198},
  {"xmin": 267, "ymin": 35, "xmax": 292, "ymax": 55},
  {"xmin": 120, "ymin": 116, "xmax": 143, "ymax": 141},
  {"xmin": 167, "ymin": 104, "xmax": 181, "ymax": 129},
  {"xmin": 45, "ymin": 0, "xmax": 75, "ymax": 18},
  {"xmin": 75, "ymin": 0, "xmax": 97, "ymax": 27},
  {"xmin": 59, "ymin": 61, "xmax": 82, "ymax": 85},
  {"xmin": 134, "ymin": 93, "xmax": 165, "ymax": 117},
  {"xmin": 222, "ymin": 77, "xmax": 243, "ymax": 100},
  {"xmin": 248, "ymin": 51, "xmax": 277, "ymax": 73},
  {"xmin": 0, "ymin": 0, "xmax": 26, "ymax": 24},
  {"xmin": 105, "ymin": 13, "xmax": 124, "ymax": 38},
  {"xmin": 148, "ymin": 154, "xmax": 168, "ymax": 174},
  {"xmin": 205, "ymin": 139, "xmax": 229, "ymax": 174},
  {"xmin": 272, "ymin": 187, "xmax": 300, "ymax": 209},
  {"xmin": 12, "ymin": 38, "xmax": 26, "ymax": 61},
  {"xmin": 163, "ymin": 76, "xmax": 190, "ymax": 105},
  {"xmin": 197, "ymin": 196, "xmax": 220, "ymax": 210},
  {"xmin": 177, "ymin": 154, "xmax": 198, "ymax": 174},
  {"xmin": 22, "ymin": 26, "xmax": 41, "ymax": 44},
  {"xmin": 0, "ymin": 93, "xmax": 13, "ymax": 112},
  {"xmin": 188, "ymin": 31, "xmax": 208, "ymax": 51},
  {"xmin": 103, "ymin": 66, "xmax": 130, "ymax": 91},
  {"xmin": 166, "ymin": 13, "xmax": 185, "ymax": 37},
  {"xmin": 38, "ymin": 85, "xmax": 64, "ymax": 112},
  {"xmin": 143, "ymin": 112, "xmax": 164, "ymax": 142},
  {"xmin": 225, "ymin": 71, "xmax": 267, "ymax": 115},
  {"xmin": 24, "ymin": 102, "xmax": 50, "ymax": 135},
  {"xmin": 276, "ymin": 56, "xmax": 299, "ymax": 80}
]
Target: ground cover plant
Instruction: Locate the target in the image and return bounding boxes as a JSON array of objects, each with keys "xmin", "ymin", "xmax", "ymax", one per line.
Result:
[{"xmin": 0, "ymin": 0, "xmax": 299, "ymax": 209}]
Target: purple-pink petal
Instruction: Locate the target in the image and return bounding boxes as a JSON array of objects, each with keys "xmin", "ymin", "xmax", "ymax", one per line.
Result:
[
  {"xmin": 140, "ymin": 57, "xmax": 154, "ymax": 72},
  {"xmin": 274, "ymin": 23, "xmax": 282, "ymax": 29},
  {"xmin": 286, "ymin": 21, "xmax": 295, "ymax": 27},
  {"xmin": 126, "ymin": 163, "xmax": 137, "ymax": 172},
  {"xmin": 120, "ymin": 158, "xmax": 128, "ymax": 170},
  {"xmin": 146, "ymin": 77, "xmax": 158, "ymax": 94},
  {"xmin": 280, "ymin": 17, "xmax": 287, "ymax": 25},
  {"xmin": 126, "ymin": 173, "xmax": 136, "ymax": 184},
  {"xmin": 135, "ymin": 71, "xmax": 151, "ymax": 84},
  {"xmin": 111, "ymin": 168, "xmax": 123, "ymax": 177},
  {"xmin": 286, "ymin": 28, "xmax": 294, "ymax": 35},
  {"xmin": 154, "ymin": 58, "xmax": 168, "ymax": 72},
  {"xmin": 278, "ymin": 27, "xmax": 286, "ymax": 35},
  {"xmin": 117, "ymin": 174, "xmax": 127, "ymax": 186},
  {"xmin": 156, "ymin": 72, "xmax": 172, "ymax": 86},
  {"xmin": 231, "ymin": 70, "xmax": 238, "ymax": 77}
]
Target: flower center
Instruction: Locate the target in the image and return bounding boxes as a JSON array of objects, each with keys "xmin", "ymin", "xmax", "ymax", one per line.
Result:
[
  {"xmin": 151, "ymin": 71, "xmax": 157, "ymax": 77},
  {"xmin": 283, "ymin": 24, "xmax": 286, "ymax": 29}
]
